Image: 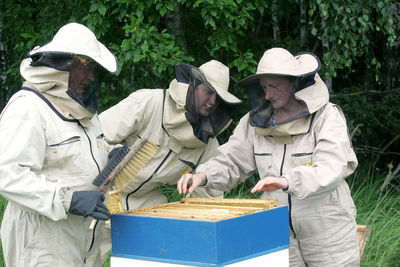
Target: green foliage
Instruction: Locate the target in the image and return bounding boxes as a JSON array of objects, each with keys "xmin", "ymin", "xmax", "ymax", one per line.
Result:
[
  {"xmin": 1, "ymin": 0, "xmax": 399, "ymax": 164},
  {"xmin": 0, "ymin": 195, "xmax": 6, "ymax": 266},
  {"xmin": 309, "ymin": 0, "xmax": 399, "ymax": 82},
  {"xmin": 349, "ymin": 164, "xmax": 400, "ymax": 266},
  {"xmin": 331, "ymin": 87, "xmax": 400, "ymax": 167}
]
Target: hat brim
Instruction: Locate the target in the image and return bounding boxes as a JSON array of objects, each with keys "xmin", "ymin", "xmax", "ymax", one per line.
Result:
[
  {"xmin": 238, "ymin": 52, "xmax": 321, "ymax": 87},
  {"xmin": 190, "ymin": 67, "xmax": 242, "ymax": 105},
  {"xmin": 29, "ymin": 41, "xmax": 118, "ymax": 74}
]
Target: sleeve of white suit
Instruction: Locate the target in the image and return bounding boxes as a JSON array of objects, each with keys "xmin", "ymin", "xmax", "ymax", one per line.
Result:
[
  {"xmin": 99, "ymin": 89, "xmax": 154, "ymax": 144},
  {"xmin": 191, "ymin": 137, "xmax": 224, "ymax": 198},
  {"xmin": 284, "ymin": 104, "xmax": 358, "ymax": 199},
  {"xmin": 0, "ymin": 95, "xmax": 68, "ymax": 221},
  {"xmin": 196, "ymin": 114, "xmax": 257, "ymax": 192}
]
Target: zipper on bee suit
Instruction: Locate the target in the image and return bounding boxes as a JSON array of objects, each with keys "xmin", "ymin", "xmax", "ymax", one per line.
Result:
[
  {"xmin": 125, "ymin": 150, "xmax": 173, "ymax": 210},
  {"xmin": 80, "ymin": 124, "xmax": 102, "ymax": 254},
  {"xmin": 280, "ymin": 144, "xmax": 296, "ymax": 238}
]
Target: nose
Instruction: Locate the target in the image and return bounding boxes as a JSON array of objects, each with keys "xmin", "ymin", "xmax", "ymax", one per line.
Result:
[
  {"xmin": 209, "ymin": 94, "xmax": 217, "ymax": 105},
  {"xmin": 86, "ymin": 68, "xmax": 95, "ymax": 82},
  {"xmin": 264, "ymin": 87, "xmax": 272, "ymax": 100}
]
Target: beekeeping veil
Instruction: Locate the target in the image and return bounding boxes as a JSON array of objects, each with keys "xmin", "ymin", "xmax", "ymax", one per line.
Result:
[
  {"xmin": 174, "ymin": 60, "xmax": 242, "ymax": 144},
  {"xmin": 163, "ymin": 60, "xmax": 242, "ymax": 149},
  {"xmin": 238, "ymin": 48, "xmax": 326, "ymax": 130},
  {"xmin": 20, "ymin": 22, "xmax": 118, "ymax": 120}
]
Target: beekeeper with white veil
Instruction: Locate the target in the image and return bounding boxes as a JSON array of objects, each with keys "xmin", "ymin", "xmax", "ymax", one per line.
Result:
[
  {"xmin": 0, "ymin": 22, "xmax": 117, "ymax": 266},
  {"xmin": 178, "ymin": 47, "xmax": 360, "ymax": 266}
]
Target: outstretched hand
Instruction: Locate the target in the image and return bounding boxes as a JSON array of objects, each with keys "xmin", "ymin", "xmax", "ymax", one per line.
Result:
[
  {"xmin": 251, "ymin": 176, "xmax": 288, "ymax": 193},
  {"xmin": 177, "ymin": 173, "xmax": 207, "ymax": 195}
]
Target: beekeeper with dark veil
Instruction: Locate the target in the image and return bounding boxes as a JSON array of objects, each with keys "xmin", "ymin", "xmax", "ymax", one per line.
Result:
[
  {"xmin": 178, "ymin": 48, "xmax": 360, "ymax": 266},
  {"xmin": 98, "ymin": 60, "xmax": 242, "ymax": 255},
  {"xmin": 100, "ymin": 60, "xmax": 242, "ymax": 209},
  {"xmin": 0, "ymin": 22, "xmax": 118, "ymax": 266}
]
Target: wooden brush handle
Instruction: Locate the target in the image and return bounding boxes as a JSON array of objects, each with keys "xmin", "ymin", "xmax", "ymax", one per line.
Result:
[
  {"xmin": 90, "ymin": 138, "xmax": 149, "ymax": 231},
  {"xmin": 98, "ymin": 138, "xmax": 148, "ymax": 192}
]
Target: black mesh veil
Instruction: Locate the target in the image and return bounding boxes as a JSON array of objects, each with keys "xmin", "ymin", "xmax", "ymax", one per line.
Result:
[
  {"xmin": 30, "ymin": 52, "xmax": 73, "ymax": 71},
  {"xmin": 175, "ymin": 63, "xmax": 241, "ymax": 143},
  {"xmin": 29, "ymin": 52, "xmax": 106, "ymax": 113}
]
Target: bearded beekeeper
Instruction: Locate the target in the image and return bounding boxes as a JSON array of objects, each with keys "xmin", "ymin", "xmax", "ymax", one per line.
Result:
[
  {"xmin": 0, "ymin": 23, "xmax": 118, "ymax": 266},
  {"xmin": 178, "ymin": 48, "xmax": 360, "ymax": 266}
]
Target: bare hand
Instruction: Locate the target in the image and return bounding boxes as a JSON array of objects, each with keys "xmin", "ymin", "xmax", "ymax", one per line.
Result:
[
  {"xmin": 251, "ymin": 176, "xmax": 288, "ymax": 193},
  {"xmin": 177, "ymin": 173, "xmax": 207, "ymax": 194}
]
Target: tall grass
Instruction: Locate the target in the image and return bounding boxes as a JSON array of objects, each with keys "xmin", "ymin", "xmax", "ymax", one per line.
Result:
[
  {"xmin": 0, "ymin": 195, "xmax": 5, "ymax": 267},
  {"xmin": 349, "ymin": 165, "xmax": 400, "ymax": 266},
  {"xmin": 1, "ymin": 164, "xmax": 399, "ymax": 266}
]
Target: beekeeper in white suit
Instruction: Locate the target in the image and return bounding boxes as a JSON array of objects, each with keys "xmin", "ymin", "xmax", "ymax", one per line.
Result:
[
  {"xmin": 99, "ymin": 60, "xmax": 243, "ymax": 257},
  {"xmin": 100, "ymin": 60, "xmax": 243, "ymax": 210},
  {"xmin": 178, "ymin": 48, "xmax": 360, "ymax": 266},
  {"xmin": 0, "ymin": 23, "xmax": 117, "ymax": 266}
]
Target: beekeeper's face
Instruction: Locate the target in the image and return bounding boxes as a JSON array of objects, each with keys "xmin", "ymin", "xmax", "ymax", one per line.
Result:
[
  {"xmin": 259, "ymin": 75, "xmax": 295, "ymax": 110},
  {"xmin": 67, "ymin": 55, "xmax": 104, "ymax": 113},
  {"xmin": 69, "ymin": 56, "xmax": 97, "ymax": 94},
  {"xmin": 194, "ymin": 83, "xmax": 220, "ymax": 117}
]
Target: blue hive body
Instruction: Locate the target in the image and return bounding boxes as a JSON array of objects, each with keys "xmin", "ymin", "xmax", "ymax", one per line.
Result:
[{"xmin": 111, "ymin": 200, "xmax": 289, "ymax": 266}]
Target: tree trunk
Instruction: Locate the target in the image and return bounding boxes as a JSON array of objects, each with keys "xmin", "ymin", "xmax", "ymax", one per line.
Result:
[
  {"xmin": 0, "ymin": 21, "xmax": 6, "ymax": 111},
  {"xmin": 382, "ymin": 2, "xmax": 400, "ymax": 89},
  {"xmin": 165, "ymin": 2, "xmax": 188, "ymax": 55},
  {"xmin": 320, "ymin": 7, "xmax": 332, "ymax": 91},
  {"xmin": 300, "ymin": 0, "xmax": 307, "ymax": 48},
  {"xmin": 271, "ymin": 0, "xmax": 280, "ymax": 44}
]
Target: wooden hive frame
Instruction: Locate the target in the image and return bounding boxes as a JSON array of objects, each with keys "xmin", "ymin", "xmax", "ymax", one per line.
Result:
[
  {"xmin": 125, "ymin": 198, "xmax": 278, "ymax": 221},
  {"xmin": 357, "ymin": 224, "xmax": 371, "ymax": 258}
]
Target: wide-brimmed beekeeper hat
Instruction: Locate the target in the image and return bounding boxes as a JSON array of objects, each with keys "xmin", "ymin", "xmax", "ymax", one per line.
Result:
[
  {"xmin": 28, "ymin": 22, "xmax": 118, "ymax": 74},
  {"xmin": 239, "ymin": 48, "xmax": 320, "ymax": 86},
  {"xmin": 185, "ymin": 60, "xmax": 242, "ymax": 104}
]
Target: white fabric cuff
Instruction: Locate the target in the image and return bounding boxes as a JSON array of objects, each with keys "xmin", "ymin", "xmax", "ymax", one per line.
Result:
[
  {"xmin": 282, "ymin": 175, "xmax": 293, "ymax": 194},
  {"xmin": 59, "ymin": 187, "xmax": 73, "ymax": 211}
]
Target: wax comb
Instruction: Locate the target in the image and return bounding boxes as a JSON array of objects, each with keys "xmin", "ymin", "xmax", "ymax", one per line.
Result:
[{"xmin": 107, "ymin": 190, "xmax": 123, "ymax": 214}]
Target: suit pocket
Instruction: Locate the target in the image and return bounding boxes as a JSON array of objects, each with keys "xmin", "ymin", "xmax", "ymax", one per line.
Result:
[
  {"xmin": 254, "ymin": 152, "xmax": 274, "ymax": 176},
  {"xmin": 44, "ymin": 131, "xmax": 84, "ymax": 175},
  {"xmin": 290, "ymin": 152, "xmax": 313, "ymax": 167}
]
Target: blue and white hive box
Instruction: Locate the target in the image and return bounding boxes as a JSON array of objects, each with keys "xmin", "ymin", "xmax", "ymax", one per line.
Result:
[{"xmin": 111, "ymin": 198, "xmax": 289, "ymax": 266}]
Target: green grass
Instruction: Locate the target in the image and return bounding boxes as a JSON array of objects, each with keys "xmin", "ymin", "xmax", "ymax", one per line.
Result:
[
  {"xmin": 349, "ymin": 165, "xmax": 400, "ymax": 266},
  {"xmin": 1, "ymin": 164, "xmax": 399, "ymax": 266},
  {"xmin": 0, "ymin": 195, "xmax": 5, "ymax": 267}
]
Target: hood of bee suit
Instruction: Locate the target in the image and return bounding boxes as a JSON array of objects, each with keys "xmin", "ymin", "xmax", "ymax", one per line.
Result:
[
  {"xmin": 163, "ymin": 60, "xmax": 242, "ymax": 150},
  {"xmin": 238, "ymin": 48, "xmax": 329, "ymax": 135},
  {"xmin": 20, "ymin": 57, "xmax": 94, "ymax": 125},
  {"xmin": 19, "ymin": 23, "xmax": 118, "ymax": 125},
  {"xmin": 255, "ymin": 73, "xmax": 329, "ymax": 138}
]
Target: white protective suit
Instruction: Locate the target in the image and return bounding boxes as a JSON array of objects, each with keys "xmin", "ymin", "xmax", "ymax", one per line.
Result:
[
  {"xmin": 99, "ymin": 61, "xmax": 243, "ymax": 258},
  {"xmin": 0, "ymin": 58, "xmax": 111, "ymax": 266},
  {"xmin": 99, "ymin": 79, "xmax": 228, "ymax": 211},
  {"xmin": 196, "ymin": 74, "xmax": 360, "ymax": 266}
]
